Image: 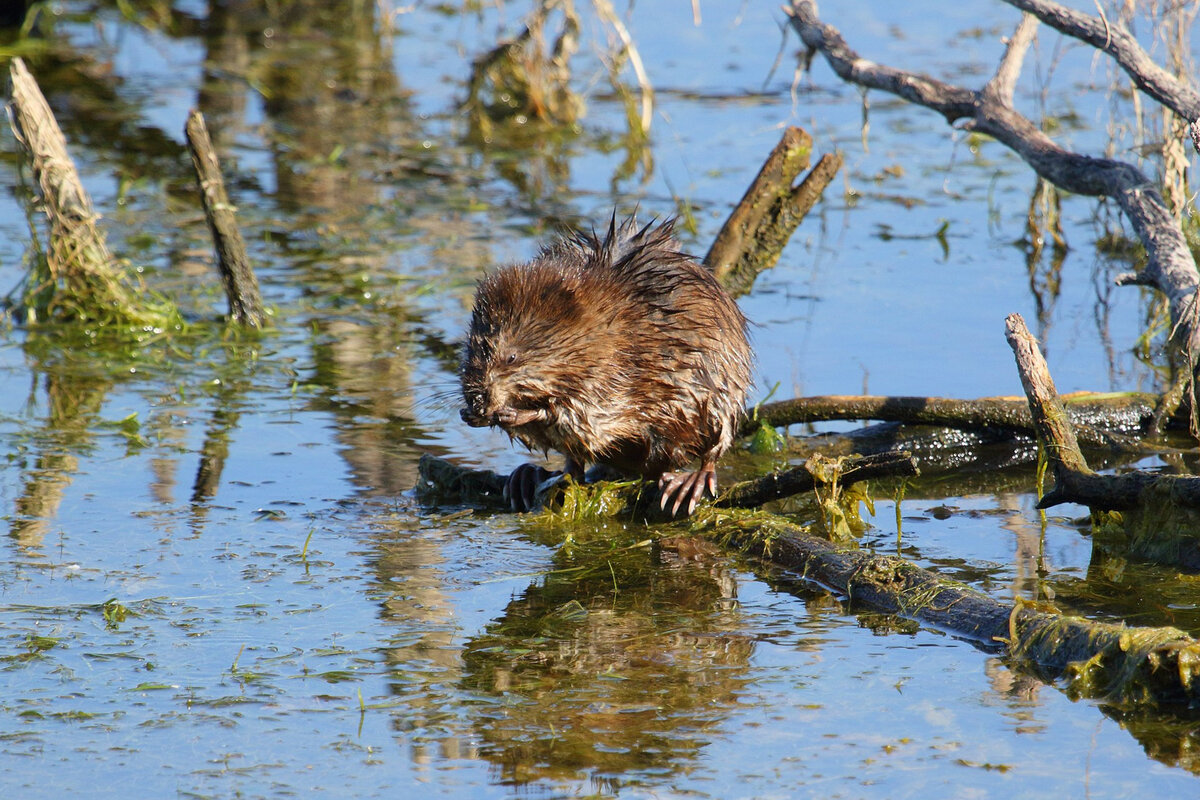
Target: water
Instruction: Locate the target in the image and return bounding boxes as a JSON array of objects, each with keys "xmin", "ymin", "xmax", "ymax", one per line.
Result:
[{"xmin": 0, "ymin": 1, "xmax": 1198, "ymax": 796}]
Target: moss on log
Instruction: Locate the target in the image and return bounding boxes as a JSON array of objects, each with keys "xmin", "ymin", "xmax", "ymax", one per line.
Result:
[{"xmin": 6, "ymin": 57, "xmax": 177, "ymax": 329}]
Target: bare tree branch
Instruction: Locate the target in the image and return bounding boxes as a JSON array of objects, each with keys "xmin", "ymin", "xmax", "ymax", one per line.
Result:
[
  {"xmin": 784, "ymin": 1, "xmax": 1200, "ymax": 371},
  {"xmin": 1001, "ymin": 0, "xmax": 1200, "ymax": 122},
  {"xmin": 982, "ymin": 12, "xmax": 1038, "ymax": 106}
]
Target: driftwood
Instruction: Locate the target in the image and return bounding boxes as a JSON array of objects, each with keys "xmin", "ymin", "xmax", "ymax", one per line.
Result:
[
  {"xmin": 6, "ymin": 57, "xmax": 169, "ymax": 327},
  {"xmin": 185, "ymin": 109, "xmax": 267, "ymax": 329},
  {"xmin": 417, "ymin": 453, "xmax": 1200, "ymax": 704},
  {"xmin": 704, "ymin": 126, "xmax": 842, "ymax": 297},
  {"xmin": 785, "ymin": 0, "xmax": 1200, "ymax": 401}
]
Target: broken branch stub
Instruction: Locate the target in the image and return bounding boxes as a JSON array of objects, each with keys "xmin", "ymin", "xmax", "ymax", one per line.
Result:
[
  {"xmin": 6, "ymin": 57, "xmax": 172, "ymax": 328},
  {"xmin": 704, "ymin": 125, "xmax": 842, "ymax": 297},
  {"xmin": 185, "ymin": 109, "xmax": 267, "ymax": 329}
]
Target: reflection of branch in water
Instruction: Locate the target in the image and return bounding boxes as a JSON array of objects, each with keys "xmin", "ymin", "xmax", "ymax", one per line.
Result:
[
  {"xmin": 9, "ymin": 367, "xmax": 109, "ymax": 550},
  {"xmin": 1024, "ymin": 180, "xmax": 1066, "ymax": 342},
  {"xmin": 191, "ymin": 404, "xmax": 238, "ymax": 504}
]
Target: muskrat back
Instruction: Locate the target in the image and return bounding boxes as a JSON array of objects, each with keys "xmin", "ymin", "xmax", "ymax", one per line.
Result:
[{"xmin": 461, "ymin": 215, "xmax": 752, "ymax": 513}]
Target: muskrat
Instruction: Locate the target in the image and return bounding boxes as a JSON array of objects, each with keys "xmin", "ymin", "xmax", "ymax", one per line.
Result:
[{"xmin": 460, "ymin": 214, "xmax": 752, "ymax": 515}]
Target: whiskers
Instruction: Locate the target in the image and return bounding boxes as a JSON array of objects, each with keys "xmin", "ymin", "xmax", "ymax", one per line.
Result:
[{"xmin": 412, "ymin": 381, "xmax": 466, "ymax": 424}]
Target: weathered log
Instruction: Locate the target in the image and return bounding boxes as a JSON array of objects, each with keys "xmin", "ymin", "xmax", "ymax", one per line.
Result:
[
  {"xmin": 785, "ymin": 1, "xmax": 1200, "ymax": 387},
  {"xmin": 6, "ymin": 57, "xmax": 169, "ymax": 327},
  {"xmin": 185, "ymin": 109, "xmax": 266, "ymax": 328},
  {"xmin": 712, "ymin": 514, "xmax": 1200, "ymax": 704},
  {"xmin": 745, "ymin": 392, "xmax": 1160, "ymax": 445},
  {"xmin": 704, "ymin": 125, "xmax": 842, "ymax": 297}
]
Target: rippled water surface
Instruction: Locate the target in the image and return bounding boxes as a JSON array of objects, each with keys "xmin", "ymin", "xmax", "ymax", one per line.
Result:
[{"xmin": 1, "ymin": 1, "xmax": 1199, "ymax": 797}]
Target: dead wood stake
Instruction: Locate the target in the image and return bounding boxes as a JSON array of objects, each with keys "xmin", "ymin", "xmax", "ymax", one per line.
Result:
[{"xmin": 185, "ymin": 109, "xmax": 266, "ymax": 329}]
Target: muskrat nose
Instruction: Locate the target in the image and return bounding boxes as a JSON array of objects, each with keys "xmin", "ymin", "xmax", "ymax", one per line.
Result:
[{"xmin": 460, "ymin": 407, "xmax": 489, "ymax": 427}]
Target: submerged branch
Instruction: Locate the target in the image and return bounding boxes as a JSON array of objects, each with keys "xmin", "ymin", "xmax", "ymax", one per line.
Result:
[{"xmin": 712, "ymin": 515, "xmax": 1200, "ymax": 704}]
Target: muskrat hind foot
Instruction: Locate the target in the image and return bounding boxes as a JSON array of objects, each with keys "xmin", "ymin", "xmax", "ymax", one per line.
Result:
[
  {"xmin": 504, "ymin": 463, "xmax": 562, "ymax": 512},
  {"xmin": 658, "ymin": 466, "xmax": 718, "ymax": 517}
]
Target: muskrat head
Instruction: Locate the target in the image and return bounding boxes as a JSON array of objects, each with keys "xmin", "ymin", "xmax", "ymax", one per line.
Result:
[{"xmin": 459, "ymin": 259, "xmax": 590, "ymax": 433}]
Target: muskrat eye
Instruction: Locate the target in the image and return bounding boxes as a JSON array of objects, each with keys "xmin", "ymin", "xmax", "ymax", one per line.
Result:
[{"xmin": 505, "ymin": 352, "xmax": 518, "ymax": 365}]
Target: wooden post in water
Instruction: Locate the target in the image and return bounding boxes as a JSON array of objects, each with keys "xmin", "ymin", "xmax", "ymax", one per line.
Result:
[
  {"xmin": 184, "ymin": 109, "xmax": 267, "ymax": 329},
  {"xmin": 7, "ymin": 57, "xmax": 161, "ymax": 324}
]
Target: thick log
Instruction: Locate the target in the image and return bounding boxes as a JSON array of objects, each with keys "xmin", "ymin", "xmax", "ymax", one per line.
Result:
[
  {"xmin": 715, "ymin": 515, "xmax": 1200, "ymax": 704},
  {"xmin": 185, "ymin": 109, "xmax": 266, "ymax": 329}
]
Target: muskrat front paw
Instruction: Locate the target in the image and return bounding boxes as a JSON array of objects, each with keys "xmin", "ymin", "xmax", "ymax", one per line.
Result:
[
  {"xmin": 658, "ymin": 467, "xmax": 718, "ymax": 517},
  {"xmin": 503, "ymin": 463, "xmax": 562, "ymax": 512}
]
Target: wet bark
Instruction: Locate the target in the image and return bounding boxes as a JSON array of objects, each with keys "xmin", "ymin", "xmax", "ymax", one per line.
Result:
[
  {"xmin": 713, "ymin": 451, "xmax": 916, "ymax": 509},
  {"xmin": 718, "ymin": 515, "xmax": 1200, "ymax": 704},
  {"xmin": 746, "ymin": 392, "xmax": 1161, "ymax": 447},
  {"xmin": 416, "ymin": 451, "xmax": 915, "ymax": 515},
  {"xmin": 185, "ymin": 109, "xmax": 267, "ymax": 329},
  {"xmin": 705, "ymin": 126, "xmax": 842, "ymax": 297}
]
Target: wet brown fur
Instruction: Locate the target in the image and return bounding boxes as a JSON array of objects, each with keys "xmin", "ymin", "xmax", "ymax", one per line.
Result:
[{"xmin": 460, "ymin": 215, "xmax": 752, "ymax": 483}]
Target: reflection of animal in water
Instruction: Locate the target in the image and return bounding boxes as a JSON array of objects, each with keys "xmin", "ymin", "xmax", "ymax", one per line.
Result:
[{"xmin": 460, "ymin": 215, "xmax": 752, "ymax": 515}]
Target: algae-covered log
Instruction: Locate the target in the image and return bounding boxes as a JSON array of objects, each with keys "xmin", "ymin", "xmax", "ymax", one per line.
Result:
[
  {"xmin": 714, "ymin": 451, "xmax": 916, "ymax": 509},
  {"xmin": 415, "ymin": 451, "xmax": 913, "ymax": 518},
  {"xmin": 704, "ymin": 126, "xmax": 842, "ymax": 297},
  {"xmin": 711, "ymin": 514, "xmax": 1200, "ymax": 704},
  {"xmin": 417, "ymin": 454, "xmax": 1200, "ymax": 704},
  {"xmin": 6, "ymin": 57, "xmax": 175, "ymax": 328},
  {"xmin": 185, "ymin": 109, "xmax": 267, "ymax": 329}
]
